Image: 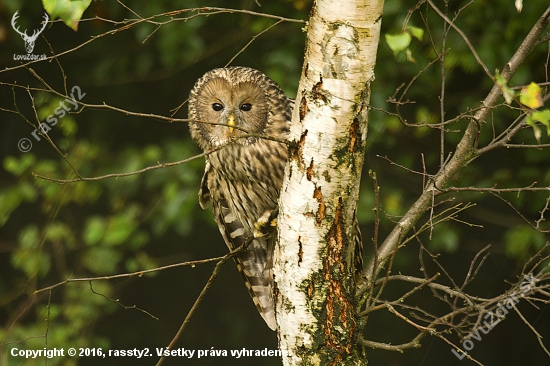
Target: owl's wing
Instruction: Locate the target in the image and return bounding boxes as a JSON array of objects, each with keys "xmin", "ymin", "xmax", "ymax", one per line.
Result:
[
  {"xmin": 199, "ymin": 163, "xmax": 276, "ymax": 330},
  {"xmin": 198, "ymin": 159, "xmax": 212, "ymax": 210}
]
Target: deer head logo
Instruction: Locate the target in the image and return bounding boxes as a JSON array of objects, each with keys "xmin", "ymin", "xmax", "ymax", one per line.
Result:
[{"xmin": 11, "ymin": 11, "xmax": 49, "ymax": 54}]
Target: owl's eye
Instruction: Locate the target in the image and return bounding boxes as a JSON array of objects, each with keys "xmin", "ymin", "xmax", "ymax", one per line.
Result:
[
  {"xmin": 240, "ymin": 103, "xmax": 252, "ymax": 112},
  {"xmin": 212, "ymin": 103, "xmax": 224, "ymax": 112}
]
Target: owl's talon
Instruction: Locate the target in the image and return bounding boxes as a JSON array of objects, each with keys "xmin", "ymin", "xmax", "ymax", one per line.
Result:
[{"xmin": 253, "ymin": 209, "xmax": 278, "ymax": 238}]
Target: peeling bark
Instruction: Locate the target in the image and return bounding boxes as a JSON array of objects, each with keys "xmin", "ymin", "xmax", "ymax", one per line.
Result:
[{"xmin": 274, "ymin": 0, "xmax": 384, "ymax": 364}]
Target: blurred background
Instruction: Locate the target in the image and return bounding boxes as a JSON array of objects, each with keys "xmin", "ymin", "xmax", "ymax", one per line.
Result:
[{"xmin": 0, "ymin": 0, "xmax": 549, "ymax": 365}]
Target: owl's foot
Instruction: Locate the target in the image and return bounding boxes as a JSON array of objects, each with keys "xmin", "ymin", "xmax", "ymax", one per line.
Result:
[{"xmin": 253, "ymin": 209, "xmax": 278, "ymax": 238}]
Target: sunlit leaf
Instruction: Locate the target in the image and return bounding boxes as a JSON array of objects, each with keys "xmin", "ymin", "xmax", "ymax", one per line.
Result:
[
  {"xmin": 42, "ymin": 0, "xmax": 92, "ymax": 31},
  {"xmin": 408, "ymin": 25, "xmax": 424, "ymax": 41},
  {"xmin": 385, "ymin": 32, "xmax": 411, "ymax": 55},
  {"xmin": 530, "ymin": 109, "xmax": 550, "ymax": 132},
  {"xmin": 520, "ymin": 82, "xmax": 543, "ymax": 109}
]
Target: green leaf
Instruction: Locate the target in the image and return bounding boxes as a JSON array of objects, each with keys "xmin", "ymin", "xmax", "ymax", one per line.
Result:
[
  {"xmin": 526, "ymin": 115, "xmax": 542, "ymax": 142},
  {"xmin": 104, "ymin": 215, "xmax": 135, "ymax": 246},
  {"xmin": 520, "ymin": 82, "xmax": 543, "ymax": 109},
  {"xmin": 495, "ymin": 69, "xmax": 515, "ymax": 104},
  {"xmin": 3, "ymin": 154, "xmax": 36, "ymax": 176},
  {"xmin": 42, "ymin": 0, "xmax": 92, "ymax": 31},
  {"xmin": 408, "ymin": 25, "xmax": 424, "ymax": 41},
  {"xmin": 83, "ymin": 216, "xmax": 106, "ymax": 245},
  {"xmin": 530, "ymin": 109, "xmax": 550, "ymax": 132},
  {"xmin": 526, "ymin": 108, "xmax": 550, "ymax": 142},
  {"xmin": 385, "ymin": 32, "xmax": 411, "ymax": 55}
]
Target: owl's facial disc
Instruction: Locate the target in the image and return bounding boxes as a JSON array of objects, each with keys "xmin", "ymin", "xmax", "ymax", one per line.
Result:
[{"xmin": 192, "ymin": 75, "xmax": 269, "ymax": 147}]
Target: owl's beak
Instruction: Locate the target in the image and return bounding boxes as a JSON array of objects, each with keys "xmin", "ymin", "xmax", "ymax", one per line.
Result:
[{"xmin": 227, "ymin": 114, "xmax": 236, "ymax": 133}]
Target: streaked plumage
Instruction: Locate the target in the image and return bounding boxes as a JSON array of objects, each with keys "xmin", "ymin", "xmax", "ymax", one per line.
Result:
[
  {"xmin": 188, "ymin": 67, "xmax": 291, "ymax": 330},
  {"xmin": 188, "ymin": 66, "xmax": 364, "ymax": 330}
]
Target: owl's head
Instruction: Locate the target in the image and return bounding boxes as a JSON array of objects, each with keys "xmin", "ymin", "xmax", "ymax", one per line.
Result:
[{"xmin": 188, "ymin": 67, "xmax": 288, "ymax": 149}]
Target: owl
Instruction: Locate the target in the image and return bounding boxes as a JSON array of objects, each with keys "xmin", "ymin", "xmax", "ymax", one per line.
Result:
[{"xmin": 188, "ymin": 67, "xmax": 292, "ymax": 330}]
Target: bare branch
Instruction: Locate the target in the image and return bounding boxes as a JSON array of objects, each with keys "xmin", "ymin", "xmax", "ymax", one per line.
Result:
[
  {"xmin": 359, "ymin": 5, "xmax": 550, "ymax": 294},
  {"xmin": 225, "ymin": 19, "xmax": 285, "ymax": 66},
  {"xmin": 155, "ymin": 253, "xmax": 234, "ymax": 366},
  {"xmin": 88, "ymin": 281, "xmax": 159, "ymax": 320},
  {"xmin": 34, "ymin": 251, "xmax": 237, "ymax": 294},
  {"xmin": 32, "ymin": 148, "xmax": 220, "ymax": 184},
  {"xmin": 358, "ymin": 332, "xmax": 425, "ymax": 352},
  {"xmin": 512, "ymin": 305, "xmax": 550, "ymax": 357},
  {"xmin": 426, "ymin": 0, "xmax": 493, "ymax": 79}
]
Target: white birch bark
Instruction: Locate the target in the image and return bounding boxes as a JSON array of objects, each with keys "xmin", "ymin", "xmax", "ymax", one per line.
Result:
[{"xmin": 274, "ymin": 0, "xmax": 384, "ymax": 364}]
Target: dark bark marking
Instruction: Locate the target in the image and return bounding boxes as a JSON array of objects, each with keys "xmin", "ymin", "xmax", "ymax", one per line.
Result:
[
  {"xmin": 349, "ymin": 117, "xmax": 362, "ymax": 153},
  {"xmin": 313, "ymin": 185, "xmax": 325, "ymax": 225},
  {"xmin": 289, "ymin": 129, "xmax": 308, "ymax": 169},
  {"xmin": 306, "ymin": 158, "xmax": 314, "ymax": 181},
  {"xmin": 298, "ymin": 236, "xmax": 303, "ymax": 266},
  {"xmin": 324, "ymin": 198, "xmax": 355, "ymax": 357},
  {"xmin": 297, "ymin": 129, "xmax": 308, "ymax": 162},
  {"xmin": 299, "ymin": 96, "xmax": 308, "ymax": 122},
  {"xmin": 312, "ymin": 76, "xmax": 328, "ymax": 104}
]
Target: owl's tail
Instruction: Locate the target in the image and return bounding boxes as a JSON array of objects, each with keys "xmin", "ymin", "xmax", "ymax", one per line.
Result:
[
  {"xmin": 234, "ymin": 237, "xmax": 276, "ymax": 330},
  {"xmin": 212, "ymin": 197, "xmax": 277, "ymax": 330}
]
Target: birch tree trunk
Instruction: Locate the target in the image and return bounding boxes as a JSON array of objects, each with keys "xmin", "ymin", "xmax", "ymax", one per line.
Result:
[{"xmin": 274, "ymin": 0, "xmax": 384, "ymax": 364}]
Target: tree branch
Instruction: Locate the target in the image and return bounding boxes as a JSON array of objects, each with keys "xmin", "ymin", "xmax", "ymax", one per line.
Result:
[{"xmin": 359, "ymin": 5, "xmax": 550, "ymax": 294}]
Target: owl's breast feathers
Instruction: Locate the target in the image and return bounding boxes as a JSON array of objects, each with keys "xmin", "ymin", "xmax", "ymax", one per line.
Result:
[{"xmin": 199, "ymin": 140, "xmax": 288, "ymax": 330}]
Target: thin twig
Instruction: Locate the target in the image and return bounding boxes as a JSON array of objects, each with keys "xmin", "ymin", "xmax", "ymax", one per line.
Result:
[
  {"xmin": 225, "ymin": 19, "xmax": 285, "ymax": 66},
  {"xmin": 512, "ymin": 305, "xmax": 550, "ymax": 357},
  {"xmin": 88, "ymin": 281, "xmax": 159, "ymax": 320},
  {"xmin": 426, "ymin": 0, "xmax": 493, "ymax": 79},
  {"xmin": 155, "ymin": 243, "xmax": 246, "ymax": 366},
  {"xmin": 35, "ymin": 253, "xmax": 233, "ymax": 294}
]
